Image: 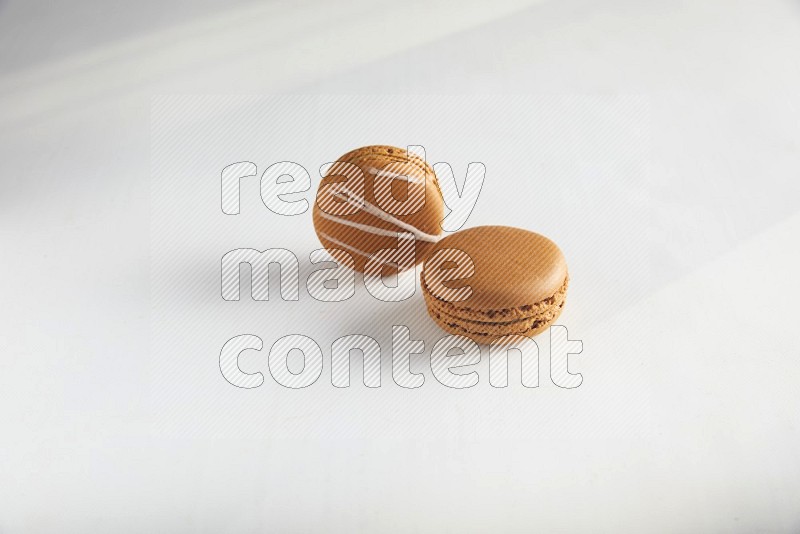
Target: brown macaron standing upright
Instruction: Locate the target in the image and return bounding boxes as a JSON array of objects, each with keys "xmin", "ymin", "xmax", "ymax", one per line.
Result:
[
  {"xmin": 313, "ymin": 145, "xmax": 445, "ymax": 273},
  {"xmin": 421, "ymin": 226, "xmax": 568, "ymax": 343}
]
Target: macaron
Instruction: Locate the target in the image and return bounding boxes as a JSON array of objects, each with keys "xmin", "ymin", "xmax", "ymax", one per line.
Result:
[
  {"xmin": 313, "ymin": 145, "xmax": 445, "ymax": 273},
  {"xmin": 421, "ymin": 226, "xmax": 568, "ymax": 342}
]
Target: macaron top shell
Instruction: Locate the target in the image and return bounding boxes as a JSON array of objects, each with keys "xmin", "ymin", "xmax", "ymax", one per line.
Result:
[{"xmin": 422, "ymin": 226, "xmax": 567, "ymax": 311}]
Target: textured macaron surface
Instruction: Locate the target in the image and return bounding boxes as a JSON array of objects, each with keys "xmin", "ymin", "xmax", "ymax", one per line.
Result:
[
  {"xmin": 312, "ymin": 145, "xmax": 444, "ymax": 272},
  {"xmin": 421, "ymin": 226, "xmax": 568, "ymax": 341}
]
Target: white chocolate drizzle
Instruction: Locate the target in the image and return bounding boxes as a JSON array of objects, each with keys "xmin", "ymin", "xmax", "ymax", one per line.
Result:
[
  {"xmin": 317, "ymin": 210, "xmax": 417, "ymax": 239},
  {"xmin": 368, "ymin": 166, "xmax": 426, "ymax": 185},
  {"xmin": 317, "ymin": 231, "xmax": 374, "ymax": 258},
  {"xmin": 332, "ymin": 185, "xmax": 441, "ymax": 243}
]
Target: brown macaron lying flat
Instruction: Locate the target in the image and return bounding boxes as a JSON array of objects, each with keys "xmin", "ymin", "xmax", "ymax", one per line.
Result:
[{"xmin": 421, "ymin": 226, "xmax": 568, "ymax": 343}]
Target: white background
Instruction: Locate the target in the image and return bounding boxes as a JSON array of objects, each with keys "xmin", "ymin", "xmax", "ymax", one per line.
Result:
[{"xmin": 1, "ymin": 0, "xmax": 799, "ymax": 532}]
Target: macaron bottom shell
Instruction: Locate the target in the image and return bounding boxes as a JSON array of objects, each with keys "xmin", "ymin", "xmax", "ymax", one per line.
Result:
[{"xmin": 422, "ymin": 276, "xmax": 568, "ymax": 343}]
